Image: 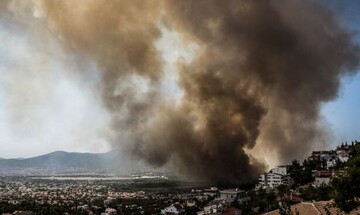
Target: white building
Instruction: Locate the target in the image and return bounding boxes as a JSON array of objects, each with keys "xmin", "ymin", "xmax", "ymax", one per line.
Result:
[
  {"xmin": 219, "ymin": 189, "xmax": 250, "ymax": 204},
  {"xmin": 186, "ymin": 200, "xmax": 196, "ymax": 207},
  {"xmin": 256, "ymin": 172, "xmax": 285, "ymax": 189},
  {"xmin": 197, "ymin": 198, "xmax": 229, "ymax": 215},
  {"xmin": 256, "ymin": 165, "xmax": 290, "ymax": 189},
  {"xmin": 269, "ymin": 166, "xmax": 288, "ymax": 176},
  {"xmin": 101, "ymin": 208, "xmax": 117, "ymax": 215},
  {"xmin": 338, "ymin": 155, "xmax": 349, "ymax": 163},
  {"xmin": 313, "ymin": 177, "xmax": 331, "ymax": 187},
  {"xmin": 308, "ymin": 151, "xmax": 338, "ymax": 169},
  {"xmin": 336, "ymin": 145, "xmax": 351, "ymax": 163},
  {"xmin": 161, "ymin": 204, "xmax": 184, "ymax": 214},
  {"xmin": 326, "ymin": 159, "xmax": 336, "ymax": 169}
]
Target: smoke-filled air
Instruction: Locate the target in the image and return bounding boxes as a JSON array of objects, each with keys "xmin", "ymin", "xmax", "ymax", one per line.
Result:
[{"xmin": 4, "ymin": 0, "xmax": 359, "ymax": 185}]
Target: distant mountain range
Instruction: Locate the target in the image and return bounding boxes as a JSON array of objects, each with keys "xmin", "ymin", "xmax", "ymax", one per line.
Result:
[{"xmin": 0, "ymin": 151, "xmax": 153, "ymax": 175}]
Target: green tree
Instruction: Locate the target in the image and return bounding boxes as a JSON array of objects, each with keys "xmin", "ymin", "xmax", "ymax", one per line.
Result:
[
  {"xmin": 289, "ymin": 160, "xmax": 314, "ymax": 186},
  {"xmin": 331, "ymin": 156, "xmax": 360, "ymax": 213}
]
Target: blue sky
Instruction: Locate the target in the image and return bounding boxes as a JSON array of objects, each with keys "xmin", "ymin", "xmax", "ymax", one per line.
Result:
[{"xmin": 319, "ymin": 0, "xmax": 360, "ymax": 146}]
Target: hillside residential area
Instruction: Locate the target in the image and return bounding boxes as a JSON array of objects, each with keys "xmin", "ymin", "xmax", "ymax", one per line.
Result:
[{"xmin": 0, "ymin": 141, "xmax": 358, "ymax": 215}]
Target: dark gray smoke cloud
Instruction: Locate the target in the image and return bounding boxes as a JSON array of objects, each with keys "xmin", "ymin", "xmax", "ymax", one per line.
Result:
[
  {"xmin": 165, "ymin": 0, "xmax": 359, "ymax": 172},
  {"xmin": 34, "ymin": 0, "xmax": 359, "ymax": 184}
]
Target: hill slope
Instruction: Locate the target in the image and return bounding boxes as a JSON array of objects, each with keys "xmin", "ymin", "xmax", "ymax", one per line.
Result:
[{"xmin": 0, "ymin": 151, "xmax": 142, "ymax": 174}]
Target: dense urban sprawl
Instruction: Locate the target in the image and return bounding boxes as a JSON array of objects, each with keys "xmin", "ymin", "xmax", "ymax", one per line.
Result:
[{"xmin": 0, "ymin": 141, "xmax": 359, "ymax": 215}]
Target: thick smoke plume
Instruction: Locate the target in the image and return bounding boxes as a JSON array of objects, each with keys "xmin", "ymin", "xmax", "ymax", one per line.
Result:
[{"xmin": 34, "ymin": 0, "xmax": 359, "ymax": 184}]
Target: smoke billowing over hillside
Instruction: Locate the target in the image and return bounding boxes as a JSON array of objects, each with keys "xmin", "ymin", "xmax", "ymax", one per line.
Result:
[{"xmin": 2, "ymin": 0, "xmax": 359, "ymax": 184}]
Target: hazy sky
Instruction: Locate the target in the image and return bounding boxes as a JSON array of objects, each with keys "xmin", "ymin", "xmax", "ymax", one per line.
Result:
[
  {"xmin": 0, "ymin": 3, "xmax": 111, "ymax": 158},
  {"xmin": 0, "ymin": 1, "xmax": 359, "ymax": 159}
]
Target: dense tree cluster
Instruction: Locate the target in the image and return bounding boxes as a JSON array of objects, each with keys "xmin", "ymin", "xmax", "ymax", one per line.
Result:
[
  {"xmin": 288, "ymin": 160, "xmax": 316, "ymax": 186},
  {"xmin": 331, "ymin": 141, "xmax": 360, "ymax": 213},
  {"xmin": 284, "ymin": 141, "xmax": 360, "ymax": 213}
]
